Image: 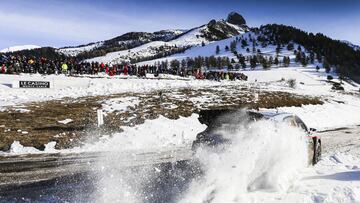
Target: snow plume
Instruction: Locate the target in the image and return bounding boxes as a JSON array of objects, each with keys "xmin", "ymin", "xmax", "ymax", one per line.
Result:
[
  {"xmin": 180, "ymin": 111, "xmax": 308, "ymax": 203},
  {"xmin": 94, "ymin": 155, "xmax": 198, "ymax": 203},
  {"xmin": 94, "ymin": 155, "xmax": 153, "ymax": 203},
  {"xmin": 90, "ymin": 114, "xmax": 206, "ymax": 203}
]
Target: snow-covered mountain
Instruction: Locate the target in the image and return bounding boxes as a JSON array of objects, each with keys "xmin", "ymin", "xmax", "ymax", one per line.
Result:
[
  {"xmin": 0, "ymin": 45, "xmax": 41, "ymax": 53},
  {"xmin": 85, "ymin": 13, "xmax": 249, "ymax": 64},
  {"xmin": 57, "ymin": 29, "xmax": 187, "ymax": 58},
  {"xmin": 0, "ymin": 12, "xmax": 248, "ymax": 64},
  {"xmin": 137, "ymin": 31, "xmax": 294, "ymax": 67}
]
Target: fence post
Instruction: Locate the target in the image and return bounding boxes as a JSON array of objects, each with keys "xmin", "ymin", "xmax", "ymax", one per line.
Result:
[{"xmin": 97, "ymin": 109, "xmax": 104, "ymax": 127}]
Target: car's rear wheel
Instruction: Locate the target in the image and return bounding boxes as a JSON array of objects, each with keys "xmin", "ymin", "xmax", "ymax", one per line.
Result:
[{"xmin": 312, "ymin": 139, "xmax": 321, "ymax": 165}]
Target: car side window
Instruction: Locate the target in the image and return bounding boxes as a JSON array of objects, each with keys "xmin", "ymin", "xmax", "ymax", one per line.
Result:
[
  {"xmin": 295, "ymin": 116, "xmax": 308, "ymax": 132},
  {"xmin": 283, "ymin": 116, "xmax": 296, "ymax": 127}
]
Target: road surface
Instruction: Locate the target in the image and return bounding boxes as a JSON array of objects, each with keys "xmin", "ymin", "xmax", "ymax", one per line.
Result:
[{"xmin": 0, "ymin": 126, "xmax": 359, "ymax": 202}]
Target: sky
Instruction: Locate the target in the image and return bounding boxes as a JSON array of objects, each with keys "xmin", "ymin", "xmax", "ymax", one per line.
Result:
[{"xmin": 0, "ymin": 0, "xmax": 359, "ymax": 50}]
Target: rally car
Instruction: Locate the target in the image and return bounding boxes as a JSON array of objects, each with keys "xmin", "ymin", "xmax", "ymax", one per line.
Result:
[{"xmin": 192, "ymin": 109, "xmax": 322, "ymax": 165}]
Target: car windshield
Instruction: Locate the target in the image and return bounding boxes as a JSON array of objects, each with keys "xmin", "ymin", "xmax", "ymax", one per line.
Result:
[{"xmin": 295, "ymin": 116, "xmax": 308, "ymax": 132}]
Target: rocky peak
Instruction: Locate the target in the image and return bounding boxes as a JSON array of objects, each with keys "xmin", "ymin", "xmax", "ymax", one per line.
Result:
[{"xmin": 226, "ymin": 12, "xmax": 246, "ymax": 25}]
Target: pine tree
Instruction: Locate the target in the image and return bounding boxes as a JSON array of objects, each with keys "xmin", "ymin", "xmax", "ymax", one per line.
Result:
[
  {"xmin": 269, "ymin": 56, "xmax": 274, "ymax": 65},
  {"xmin": 241, "ymin": 39, "xmax": 248, "ymax": 47},
  {"xmin": 297, "ymin": 45, "xmax": 302, "ymax": 52},
  {"xmin": 209, "ymin": 55, "xmax": 216, "ymax": 68},
  {"xmin": 310, "ymin": 52, "xmax": 315, "ymax": 64},
  {"xmin": 204, "ymin": 57, "xmax": 210, "ymax": 68},
  {"xmin": 283, "ymin": 56, "xmax": 290, "ymax": 67},
  {"xmin": 274, "ymin": 57, "xmax": 279, "ymax": 66},
  {"xmin": 225, "ymin": 45, "xmax": 229, "ymax": 52},
  {"xmin": 252, "ymin": 41, "xmax": 256, "ymax": 53},
  {"xmin": 295, "ymin": 51, "xmax": 302, "ymax": 63},
  {"xmin": 276, "ymin": 44, "xmax": 281, "ymax": 55},
  {"xmin": 323, "ymin": 58, "xmax": 331, "ymax": 73},
  {"xmin": 170, "ymin": 59, "xmax": 180, "ymax": 70},
  {"xmin": 250, "ymin": 56, "xmax": 257, "ymax": 69},
  {"xmin": 287, "ymin": 43, "xmax": 294, "ymax": 51},
  {"xmin": 261, "ymin": 57, "xmax": 270, "ymax": 69},
  {"xmin": 301, "ymin": 56, "xmax": 309, "ymax": 67},
  {"xmin": 230, "ymin": 40, "xmax": 237, "ymax": 53},
  {"xmin": 181, "ymin": 59, "xmax": 187, "ymax": 69}
]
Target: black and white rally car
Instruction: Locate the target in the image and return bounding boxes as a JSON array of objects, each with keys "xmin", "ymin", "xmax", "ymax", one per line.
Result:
[{"xmin": 192, "ymin": 109, "xmax": 322, "ymax": 165}]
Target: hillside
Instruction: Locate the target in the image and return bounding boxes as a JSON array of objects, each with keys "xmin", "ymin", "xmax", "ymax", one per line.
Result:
[
  {"xmin": 137, "ymin": 24, "xmax": 360, "ymax": 82},
  {"xmin": 0, "ymin": 45, "xmax": 41, "ymax": 53},
  {"xmin": 57, "ymin": 29, "xmax": 187, "ymax": 59},
  {"xmin": 85, "ymin": 14, "xmax": 249, "ymax": 64}
]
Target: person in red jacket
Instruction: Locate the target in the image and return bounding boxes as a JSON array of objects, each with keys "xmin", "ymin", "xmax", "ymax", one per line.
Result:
[
  {"xmin": 1, "ymin": 64, "xmax": 6, "ymax": 73},
  {"xmin": 100, "ymin": 63, "xmax": 105, "ymax": 72},
  {"xmin": 195, "ymin": 69, "xmax": 204, "ymax": 79},
  {"xmin": 124, "ymin": 64, "xmax": 128, "ymax": 76},
  {"xmin": 105, "ymin": 65, "xmax": 109, "ymax": 75}
]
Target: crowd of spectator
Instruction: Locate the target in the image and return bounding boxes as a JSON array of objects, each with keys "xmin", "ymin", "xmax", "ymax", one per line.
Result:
[{"xmin": 0, "ymin": 55, "xmax": 247, "ymax": 81}]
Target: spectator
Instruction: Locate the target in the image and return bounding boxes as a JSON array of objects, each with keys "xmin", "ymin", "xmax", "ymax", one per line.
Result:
[{"xmin": 61, "ymin": 63, "xmax": 68, "ymax": 74}]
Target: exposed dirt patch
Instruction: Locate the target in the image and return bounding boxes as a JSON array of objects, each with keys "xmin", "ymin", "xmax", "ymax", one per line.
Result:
[{"xmin": 0, "ymin": 86, "xmax": 323, "ymax": 152}]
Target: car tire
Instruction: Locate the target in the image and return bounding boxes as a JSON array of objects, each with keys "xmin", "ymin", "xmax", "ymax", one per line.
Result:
[{"xmin": 312, "ymin": 139, "xmax": 321, "ymax": 165}]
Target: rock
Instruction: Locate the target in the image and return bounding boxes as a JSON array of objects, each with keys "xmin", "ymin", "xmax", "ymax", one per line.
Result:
[
  {"xmin": 226, "ymin": 12, "xmax": 246, "ymax": 25},
  {"xmin": 208, "ymin": 19, "xmax": 217, "ymax": 27},
  {"xmin": 332, "ymin": 83, "xmax": 345, "ymax": 91}
]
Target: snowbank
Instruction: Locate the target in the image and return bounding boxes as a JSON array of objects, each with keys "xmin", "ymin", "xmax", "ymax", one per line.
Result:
[
  {"xmin": 82, "ymin": 114, "xmax": 206, "ymax": 152},
  {"xmin": 0, "ymin": 74, "xmax": 232, "ymax": 110},
  {"xmin": 1, "ymin": 114, "xmax": 205, "ymax": 155}
]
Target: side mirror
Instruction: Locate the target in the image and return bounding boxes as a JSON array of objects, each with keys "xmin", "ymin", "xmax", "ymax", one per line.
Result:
[{"xmin": 309, "ymin": 128, "xmax": 317, "ymax": 132}]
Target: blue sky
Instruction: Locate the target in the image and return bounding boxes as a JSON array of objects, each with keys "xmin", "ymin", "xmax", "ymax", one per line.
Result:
[{"xmin": 1, "ymin": 0, "xmax": 359, "ymax": 49}]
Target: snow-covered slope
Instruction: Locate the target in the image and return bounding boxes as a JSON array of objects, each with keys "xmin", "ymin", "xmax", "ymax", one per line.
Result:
[
  {"xmin": 137, "ymin": 35, "xmax": 241, "ymax": 65},
  {"xmin": 57, "ymin": 42, "xmax": 104, "ymax": 57},
  {"xmin": 57, "ymin": 29, "xmax": 187, "ymax": 57},
  {"xmin": 84, "ymin": 12, "xmax": 249, "ymax": 64},
  {"xmin": 138, "ymin": 32, "xmax": 293, "ymax": 66},
  {"xmin": 0, "ymin": 45, "xmax": 41, "ymax": 53},
  {"xmin": 343, "ymin": 40, "xmax": 360, "ymax": 51},
  {"xmin": 86, "ymin": 41, "xmax": 169, "ymax": 64},
  {"xmin": 85, "ymin": 26, "xmax": 209, "ymax": 64},
  {"xmin": 86, "ymin": 22, "xmax": 247, "ymax": 64}
]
